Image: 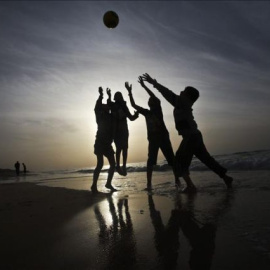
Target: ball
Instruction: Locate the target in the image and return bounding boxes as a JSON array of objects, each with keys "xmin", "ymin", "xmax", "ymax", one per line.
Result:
[{"xmin": 103, "ymin": 11, "xmax": 119, "ymax": 29}]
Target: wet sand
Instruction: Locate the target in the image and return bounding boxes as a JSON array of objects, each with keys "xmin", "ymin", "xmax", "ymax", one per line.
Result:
[{"xmin": 1, "ymin": 173, "xmax": 270, "ymax": 269}]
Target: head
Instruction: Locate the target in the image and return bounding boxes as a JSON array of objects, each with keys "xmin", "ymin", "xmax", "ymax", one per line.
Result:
[
  {"xmin": 114, "ymin": 91, "xmax": 124, "ymax": 102},
  {"xmin": 148, "ymin": 96, "xmax": 159, "ymax": 109},
  {"xmin": 181, "ymin": 86, "xmax": 199, "ymax": 104}
]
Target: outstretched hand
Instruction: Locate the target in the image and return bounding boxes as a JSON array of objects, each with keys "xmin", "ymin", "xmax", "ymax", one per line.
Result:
[
  {"xmin": 106, "ymin": 88, "xmax": 111, "ymax": 97},
  {"xmin": 98, "ymin": 87, "xmax": 103, "ymax": 97},
  {"xmin": 141, "ymin": 73, "xmax": 155, "ymax": 85},
  {"xmin": 138, "ymin": 76, "xmax": 145, "ymax": 87},
  {"xmin": 125, "ymin": 82, "xmax": 132, "ymax": 94}
]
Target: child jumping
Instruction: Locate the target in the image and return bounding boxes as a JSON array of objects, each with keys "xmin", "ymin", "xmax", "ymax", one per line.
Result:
[
  {"xmin": 142, "ymin": 73, "xmax": 233, "ymax": 193},
  {"xmin": 107, "ymin": 89, "xmax": 139, "ymax": 176},
  {"xmin": 91, "ymin": 87, "xmax": 117, "ymax": 193},
  {"xmin": 125, "ymin": 77, "xmax": 179, "ymax": 190}
]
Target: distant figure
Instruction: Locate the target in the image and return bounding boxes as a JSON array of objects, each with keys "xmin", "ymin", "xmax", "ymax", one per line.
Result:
[
  {"xmin": 14, "ymin": 161, "xmax": 20, "ymax": 176},
  {"xmin": 22, "ymin": 163, "xmax": 27, "ymax": 174},
  {"xmin": 107, "ymin": 89, "xmax": 139, "ymax": 176},
  {"xmin": 91, "ymin": 87, "xmax": 116, "ymax": 193},
  {"xmin": 125, "ymin": 78, "xmax": 179, "ymax": 190},
  {"xmin": 142, "ymin": 73, "xmax": 233, "ymax": 193}
]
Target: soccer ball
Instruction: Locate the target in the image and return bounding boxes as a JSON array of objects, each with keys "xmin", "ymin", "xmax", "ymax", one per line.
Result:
[{"xmin": 103, "ymin": 11, "xmax": 119, "ymax": 29}]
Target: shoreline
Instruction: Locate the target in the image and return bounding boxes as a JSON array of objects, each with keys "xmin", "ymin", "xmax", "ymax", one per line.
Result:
[
  {"xmin": 0, "ymin": 182, "xmax": 110, "ymax": 269},
  {"xmin": 1, "ymin": 173, "xmax": 270, "ymax": 269}
]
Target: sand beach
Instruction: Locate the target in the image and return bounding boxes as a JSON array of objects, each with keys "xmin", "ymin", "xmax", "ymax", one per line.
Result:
[{"xmin": 1, "ymin": 170, "xmax": 270, "ymax": 269}]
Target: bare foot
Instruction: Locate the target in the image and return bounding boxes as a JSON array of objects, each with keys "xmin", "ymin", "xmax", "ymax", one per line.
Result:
[
  {"xmin": 116, "ymin": 166, "xmax": 124, "ymax": 175},
  {"xmin": 121, "ymin": 166, "xmax": 127, "ymax": 176},
  {"xmin": 222, "ymin": 175, "xmax": 233, "ymax": 189},
  {"xmin": 182, "ymin": 185, "xmax": 197, "ymax": 194},
  {"xmin": 105, "ymin": 184, "xmax": 117, "ymax": 192},
  {"xmin": 91, "ymin": 185, "xmax": 98, "ymax": 193},
  {"xmin": 175, "ymin": 179, "xmax": 181, "ymax": 189}
]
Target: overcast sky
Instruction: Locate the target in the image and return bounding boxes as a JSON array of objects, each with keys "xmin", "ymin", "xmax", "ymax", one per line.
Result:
[{"xmin": 1, "ymin": 1, "xmax": 270, "ymax": 171}]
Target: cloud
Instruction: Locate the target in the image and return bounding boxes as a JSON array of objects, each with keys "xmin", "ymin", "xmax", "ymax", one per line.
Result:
[{"xmin": 1, "ymin": 1, "xmax": 270, "ymax": 170}]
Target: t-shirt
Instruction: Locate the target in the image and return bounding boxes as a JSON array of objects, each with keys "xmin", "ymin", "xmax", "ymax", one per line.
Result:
[
  {"xmin": 136, "ymin": 97, "xmax": 169, "ymax": 140},
  {"xmin": 94, "ymin": 99, "xmax": 113, "ymax": 145}
]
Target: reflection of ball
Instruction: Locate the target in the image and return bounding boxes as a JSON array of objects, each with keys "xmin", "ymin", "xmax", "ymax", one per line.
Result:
[{"xmin": 103, "ymin": 11, "xmax": 119, "ymax": 29}]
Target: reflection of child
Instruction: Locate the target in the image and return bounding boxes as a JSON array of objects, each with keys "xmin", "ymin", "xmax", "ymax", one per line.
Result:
[
  {"xmin": 107, "ymin": 89, "xmax": 138, "ymax": 176},
  {"xmin": 125, "ymin": 78, "xmax": 179, "ymax": 190},
  {"xmin": 178, "ymin": 210, "xmax": 216, "ymax": 269},
  {"xmin": 142, "ymin": 73, "xmax": 233, "ymax": 193},
  {"xmin": 91, "ymin": 87, "xmax": 116, "ymax": 193}
]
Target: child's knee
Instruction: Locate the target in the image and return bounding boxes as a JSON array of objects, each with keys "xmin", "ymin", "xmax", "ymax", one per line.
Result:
[{"xmin": 95, "ymin": 163, "xmax": 103, "ymax": 170}]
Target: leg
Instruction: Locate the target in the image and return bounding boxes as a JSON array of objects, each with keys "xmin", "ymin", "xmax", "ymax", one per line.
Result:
[
  {"xmin": 182, "ymin": 175, "xmax": 197, "ymax": 193},
  {"xmin": 115, "ymin": 147, "xmax": 123, "ymax": 175},
  {"xmin": 92, "ymin": 154, "xmax": 104, "ymax": 192},
  {"xmin": 121, "ymin": 133, "xmax": 129, "ymax": 176},
  {"xmin": 122, "ymin": 147, "xmax": 128, "ymax": 176},
  {"xmin": 160, "ymin": 135, "xmax": 180, "ymax": 186},
  {"xmin": 175, "ymin": 137, "xmax": 196, "ymax": 191},
  {"xmin": 146, "ymin": 165, "xmax": 154, "ymax": 190},
  {"xmin": 147, "ymin": 140, "xmax": 159, "ymax": 190},
  {"xmin": 194, "ymin": 132, "xmax": 233, "ymax": 188},
  {"xmin": 105, "ymin": 153, "xmax": 117, "ymax": 191},
  {"xmin": 116, "ymin": 147, "xmax": 121, "ymax": 168}
]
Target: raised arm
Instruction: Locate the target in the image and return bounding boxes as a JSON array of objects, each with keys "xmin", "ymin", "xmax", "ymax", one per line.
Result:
[
  {"xmin": 121, "ymin": 88, "xmax": 139, "ymax": 121},
  {"xmin": 138, "ymin": 76, "xmax": 156, "ymax": 99},
  {"xmin": 95, "ymin": 86, "xmax": 103, "ymax": 110},
  {"xmin": 125, "ymin": 82, "xmax": 143, "ymax": 111},
  {"xmin": 106, "ymin": 87, "xmax": 113, "ymax": 106},
  {"xmin": 142, "ymin": 73, "xmax": 178, "ymax": 107},
  {"xmin": 125, "ymin": 106, "xmax": 139, "ymax": 121}
]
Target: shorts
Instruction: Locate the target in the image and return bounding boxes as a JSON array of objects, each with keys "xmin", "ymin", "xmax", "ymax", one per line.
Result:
[
  {"xmin": 175, "ymin": 131, "xmax": 227, "ymax": 178},
  {"xmin": 94, "ymin": 140, "xmax": 115, "ymax": 158},
  {"xmin": 114, "ymin": 130, "xmax": 129, "ymax": 150},
  {"xmin": 147, "ymin": 134, "xmax": 174, "ymax": 167}
]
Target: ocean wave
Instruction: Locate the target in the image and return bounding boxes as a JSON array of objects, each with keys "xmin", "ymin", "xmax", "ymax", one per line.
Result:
[{"xmin": 76, "ymin": 149, "xmax": 270, "ymax": 174}]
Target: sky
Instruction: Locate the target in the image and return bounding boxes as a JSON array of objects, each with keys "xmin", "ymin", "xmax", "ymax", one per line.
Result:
[{"xmin": 1, "ymin": 1, "xmax": 270, "ymax": 171}]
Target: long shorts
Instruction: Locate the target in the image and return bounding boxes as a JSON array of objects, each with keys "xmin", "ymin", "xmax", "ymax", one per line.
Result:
[
  {"xmin": 147, "ymin": 134, "xmax": 174, "ymax": 167},
  {"xmin": 114, "ymin": 130, "xmax": 129, "ymax": 150},
  {"xmin": 94, "ymin": 140, "xmax": 114, "ymax": 158},
  {"xmin": 175, "ymin": 131, "xmax": 227, "ymax": 178}
]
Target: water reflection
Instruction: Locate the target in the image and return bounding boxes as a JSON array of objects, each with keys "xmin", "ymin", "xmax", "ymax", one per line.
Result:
[
  {"xmin": 148, "ymin": 195, "xmax": 181, "ymax": 269},
  {"xmin": 148, "ymin": 192, "xmax": 233, "ymax": 269},
  {"xmin": 94, "ymin": 196, "xmax": 137, "ymax": 269},
  {"xmin": 94, "ymin": 191, "xmax": 233, "ymax": 269}
]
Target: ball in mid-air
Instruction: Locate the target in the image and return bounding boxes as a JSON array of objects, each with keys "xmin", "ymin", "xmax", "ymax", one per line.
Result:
[{"xmin": 103, "ymin": 11, "xmax": 119, "ymax": 29}]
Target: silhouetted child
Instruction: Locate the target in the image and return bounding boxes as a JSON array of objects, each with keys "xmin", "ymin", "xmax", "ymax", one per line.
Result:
[
  {"xmin": 142, "ymin": 73, "xmax": 233, "ymax": 193},
  {"xmin": 125, "ymin": 77, "xmax": 179, "ymax": 190},
  {"xmin": 107, "ymin": 89, "xmax": 138, "ymax": 176},
  {"xmin": 91, "ymin": 87, "xmax": 116, "ymax": 193},
  {"xmin": 14, "ymin": 161, "xmax": 20, "ymax": 176}
]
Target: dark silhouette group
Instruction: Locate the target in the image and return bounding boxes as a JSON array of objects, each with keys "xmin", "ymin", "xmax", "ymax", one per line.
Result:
[
  {"xmin": 14, "ymin": 161, "xmax": 27, "ymax": 176},
  {"xmin": 91, "ymin": 74, "xmax": 233, "ymax": 193}
]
